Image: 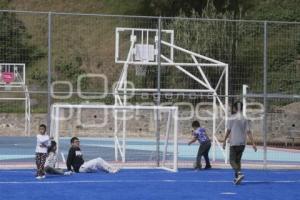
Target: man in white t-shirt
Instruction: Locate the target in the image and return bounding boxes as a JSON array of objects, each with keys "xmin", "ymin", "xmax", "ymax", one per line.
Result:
[{"xmin": 223, "ymin": 101, "xmax": 257, "ymax": 185}]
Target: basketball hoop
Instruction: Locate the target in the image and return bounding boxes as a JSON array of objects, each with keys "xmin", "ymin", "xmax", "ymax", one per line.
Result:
[
  {"xmin": 2, "ymin": 72, "xmax": 14, "ymax": 84},
  {"xmin": 2, "ymin": 72, "xmax": 14, "ymax": 91},
  {"xmin": 135, "ymin": 65, "xmax": 147, "ymax": 77}
]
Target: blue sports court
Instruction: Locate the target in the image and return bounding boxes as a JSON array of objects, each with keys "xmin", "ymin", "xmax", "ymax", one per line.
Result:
[
  {"xmin": 0, "ymin": 169, "xmax": 300, "ymax": 200},
  {"xmin": 1, "ymin": 137, "xmax": 300, "ymax": 164},
  {"xmin": 1, "ymin": 137, "xmax": 300, "ymax": 199}
]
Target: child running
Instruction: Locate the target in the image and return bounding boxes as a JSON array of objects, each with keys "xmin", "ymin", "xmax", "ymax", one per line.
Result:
[
  {"xmin": 35, "ymin": 124, "xmax": 50, "ymax": 179},
  {"xmin": 188, "ymin": 120, "xmax": 212, "ymax": 170}
]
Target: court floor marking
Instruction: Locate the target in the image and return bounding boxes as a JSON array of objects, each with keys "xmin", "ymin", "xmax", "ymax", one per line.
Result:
[
  {"xmin": 0, "ymin": 179, "xmax": 299, "ymax": 184},
  {"xmin": 221, "ymin": 192, "xmax": 236, "ymax": 195},
  {"xmin": 1, "ymin": 170, "xmax": 300, "ymax": 174}
]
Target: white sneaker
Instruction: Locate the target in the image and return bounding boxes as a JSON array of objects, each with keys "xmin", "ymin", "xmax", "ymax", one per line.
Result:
[
  {"xmin": 109, "ymin": 167, "xmax": 120, "ymax": 174},
  {"xmin": 36, "ymin": 176, "xmax": 44, "ymax": 180},
  {"xmin": 234, "ymin": 173, "xmax": 244, "ymax": 185},
  {"xmin": 64, "ymin": 171, "xmax": 72, "ymax": 176}
]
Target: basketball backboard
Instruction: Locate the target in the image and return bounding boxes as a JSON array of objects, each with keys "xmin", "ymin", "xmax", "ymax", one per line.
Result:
[
  {"xmin": 0, "ymin": 63, "xmax": 25, "ymax": 86},
  {"xmin": 115, "ymin": 27, "xmax": 174, "ymax": 64}
]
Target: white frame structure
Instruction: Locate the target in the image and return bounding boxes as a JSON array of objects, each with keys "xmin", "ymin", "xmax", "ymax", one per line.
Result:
[
  {"xmin": 50, "ymin": 104, "xmax": 179, "ymax": 172},
  {"xmin": 115, "ymin": 27, "xmax": 229, "ymax": 163},
  {"xmin": 0, "ymin": 63, "xmax": 30, "ymax": 136}
]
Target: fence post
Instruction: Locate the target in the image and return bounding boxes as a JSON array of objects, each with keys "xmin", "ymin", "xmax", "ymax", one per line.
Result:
[
  {"xmin": 263, "ymin": 21, "xmax": 268, "ymax": 169},
  {"xmin": 156, "ymin": 16, "xmax": 162, "ymax": 167},
  {"xmin": 47, "ymin": 12, "xmax": 52, "ymax": 132}
]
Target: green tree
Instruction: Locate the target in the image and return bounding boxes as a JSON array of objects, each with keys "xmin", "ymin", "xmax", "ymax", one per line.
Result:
[
  {"xmin": 138, "ymin": 0, "xmax": 206, "ymax": 16},
  {"xmin": 137, "ymin": 0, "xmax": 257, "ymax": 18},
  {"xmin": 164, "ymin": 0, "xmax": 258, "ymax": 95},
  {"xmin": 0, "ymin": 11, "xmax": 44, "ymax": 64},
  {"xmin": 247, "ymin": 0, "xmax": 300, "ymax": 21}
]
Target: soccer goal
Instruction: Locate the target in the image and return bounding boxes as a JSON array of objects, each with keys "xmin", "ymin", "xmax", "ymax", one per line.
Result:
[{"xmin": 50, "ymin": 104, "xmax": 178, "ymax": 172}]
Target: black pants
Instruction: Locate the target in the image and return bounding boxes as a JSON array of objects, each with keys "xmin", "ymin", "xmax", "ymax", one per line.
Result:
[
  {"xmin": 45, "ymin": 166, "xmax": 65, "ymax": 175},
  {"xmin": 196, "ymin": 141, "xmax": 211, "ymax": 168},
  {"xmin": 229, "ymin": 145, "xmax": 245, "ymax": 177},
  {"xmin": 35, "ymin": 153, "xmax": 47, "ymax": 177}
]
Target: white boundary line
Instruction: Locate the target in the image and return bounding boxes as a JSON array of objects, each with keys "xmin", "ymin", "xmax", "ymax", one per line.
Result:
[{"xmin": 0, "ymin": 180, "xmax": 299, "ymax": 184}]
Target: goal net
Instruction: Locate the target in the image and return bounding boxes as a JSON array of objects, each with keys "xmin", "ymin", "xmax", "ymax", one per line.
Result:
[{"xmin": 50, "ymin": 104, "xmax": 178, "ymax": 172}]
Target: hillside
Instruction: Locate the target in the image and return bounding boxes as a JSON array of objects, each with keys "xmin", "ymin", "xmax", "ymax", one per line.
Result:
[
  {"xmin": 7, "ymin": 0, "xmax": 140, "ymax": 15},
  {"xmin": 0, "ymin": 0, "xmax": 299, "ymax": 97},
  {"xmin": 1, "ymin": 0, "xmax": 144, "ymax": 93}
]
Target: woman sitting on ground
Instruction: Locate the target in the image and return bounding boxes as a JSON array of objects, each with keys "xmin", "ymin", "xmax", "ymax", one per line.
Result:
[{"xmin": 45, "ymin": 140, "xmax": 72, "ymax": 176}]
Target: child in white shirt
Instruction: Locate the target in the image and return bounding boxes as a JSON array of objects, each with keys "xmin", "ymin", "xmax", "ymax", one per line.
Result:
[{"xmin": 35, "ymin": 124, "xmax": 50, "ymax": 179}]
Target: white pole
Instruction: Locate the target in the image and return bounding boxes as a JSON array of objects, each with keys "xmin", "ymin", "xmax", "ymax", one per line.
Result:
[
  {"xmin": 51, "ymin": 106, "xmax": 60, "ymax": 167},
  {"xmin": 162, "ymin": 110, "xmax": 172, "ymax": 165},
  {"xmin": 50, "ymin": 106, "xmax": 54, "ymax": 138},
  {"xmin": 23, "ymin": 64, "xmax": 25, "ymax": 85},
  {"xmin": 170, "ymin": 30, "xmax": 174, "ymax": 61},
  {"xmin": 156, "ymin": 17, "xmax": 162, "ymax": 167},
  {"xmin": 47, "ymin": 12, "xmax": 52, "ymax": 133},
  {"xmin": 242, "ymin": 84, "xmax": 248, "ymax": 117},
  {"xmin": 115, "ymin": 30, "xmax": 135, "ymax": 162},
  {"xmin": 191, "ymin": 55, "xmax": 213, "ymax": 90},
  {"xmin": 212, "ymin": 94, "xmax": 216, "ymax": 161},
  {"xmin": 114, "ymin": 98, "xmax": 119, "ymax": 161},
  {"xmin": 118, "ymin": 88, "xmax": 212, "ymax": 93},
  {"xmin": 115, "ymin": 60, "xmax": 226, "ymax": 67},
  {"xmin": 25, "ymin": 96, "xmax": 28, "ymax": 136},
  {"xmin": 115, "ymin": 30, "xmax": 119, "ymax": 63},
  {"xmin": 146, "ymin": 30, "xmax": 149, "ymax": 45},
  {"xmin": 54, "ymin": 106, "xmax": 60, "ymax": 167},
  {"xmin": 54, "ymin": 106, "xmax": 60, "ymax": 145},
  {"xmin": 141, "ymin": 29, "xmax": 144, "ymax": 44},
  {"xmin": 161, "ymin": 55, "xmax": 210, "ymax": 89},
  {"xmin": 173, "ymin": 108, "xmax": 178, "ymax": 172},
  {"xmin": 225, "ymin": 64, "xmax": 229, "ymax": 164},
  {"xmin": 161, "ymin": 40, "xmax": 226, "ymax": 65},
  {"xmin": 263, "ymin": 21, "xmax": 268, "ymax": 169},
  {"xmin": 122, "ymin": 55, "xmax": 129, "ymax": 163},
  {"xmin": 214, "ymin": 68, "xmax": 226, "ymax": 91},
  {"xmin": 28, "ymin": 90, "xmax": 31, "ymax": 136},
  {"xmin": 52, "ymin": 104, "xmax": 177, "ymax": 110}
]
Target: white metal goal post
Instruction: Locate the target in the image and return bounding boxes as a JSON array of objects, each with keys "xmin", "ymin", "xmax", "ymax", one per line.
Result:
[{"xmin": 50, "ymin": 104, "xmax": 178, "ymax": 172}]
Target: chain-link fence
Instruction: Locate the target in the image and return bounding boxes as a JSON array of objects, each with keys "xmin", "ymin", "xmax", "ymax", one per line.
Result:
[{"xmin": 0, "ymin": 10, "xmax": 299, "ymax": 169}]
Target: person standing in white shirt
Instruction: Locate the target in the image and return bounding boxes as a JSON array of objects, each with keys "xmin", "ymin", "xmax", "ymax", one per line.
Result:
[
  {"xmin": 223, "ymin": 101, "xmax": 257, "ymax": 185},
  {"xmin": 35, "ymin": 124, "xmax": 50, "ymax": 179}
]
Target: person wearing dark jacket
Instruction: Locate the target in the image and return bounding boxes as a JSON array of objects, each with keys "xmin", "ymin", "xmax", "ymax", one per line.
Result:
[{"xmin": 66, "ymin": 137, "xmax": 119, "ymax": 173}]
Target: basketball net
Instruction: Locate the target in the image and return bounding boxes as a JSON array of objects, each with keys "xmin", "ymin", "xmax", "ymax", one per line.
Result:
[{"xmin": 135, "ymin": 65, "xmax": 146, "ymax": 77}]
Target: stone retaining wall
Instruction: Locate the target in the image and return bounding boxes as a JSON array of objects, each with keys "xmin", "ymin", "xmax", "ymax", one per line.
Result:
[{"xmin": 1, "ymin": 105, "xmax": 299, "ymax": 144}]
